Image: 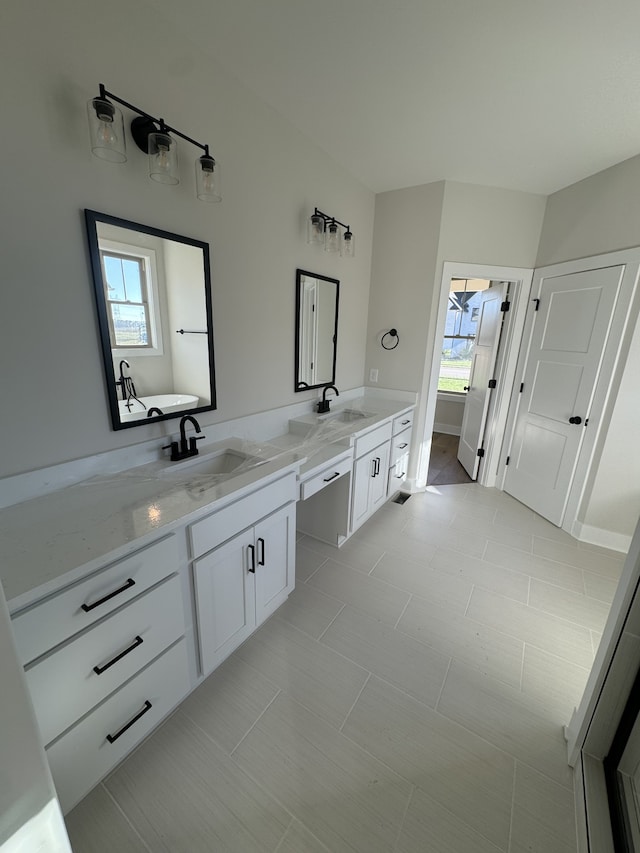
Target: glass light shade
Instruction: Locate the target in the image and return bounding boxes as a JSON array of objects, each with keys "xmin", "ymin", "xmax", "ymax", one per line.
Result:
[
  {"xmin": 307, "ymin": 213, "xmax": 325, "ymax": 245},
  {"xmin": 341, "ymin": 229, "xmax": 355, "ymax": 258},
  {"xmin": 87, "ymin": 97, "xmax": 127, "ymax": 163},
  {"xmin": 148, "ymin": 132, "xmax": 179, "ymax": 185},
  {"xmin": 324, "ymin": 221, "xmax": 340, "ymax": 253},
  {"xmin": 196, "ymin": 154, "xmax": 221, "ymax": 202}
]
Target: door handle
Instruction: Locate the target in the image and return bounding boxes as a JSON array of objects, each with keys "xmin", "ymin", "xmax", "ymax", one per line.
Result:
[
  {"xmin": 257, "ymin": 537, "xmax": 265, "ymax": 566},
  {"xmin": 569, "ymin": 416, "xmax": 583, "ymax": 425},
  {"xmin": 247, "ymin": 544, "xmax": 256, "ymax": 573},
  {"xmin": 463, "ymin": 386, "xmax": 470, "ymax": 391}
]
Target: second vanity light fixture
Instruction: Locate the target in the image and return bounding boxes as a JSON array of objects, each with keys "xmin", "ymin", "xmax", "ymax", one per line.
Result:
[
  {"xmin": 87, "ymin": 84, "xmax": 221, "ymax": 203},
  {"xmin": 307, "ymin": 208, "xmax": 355, "ymax": 258}
]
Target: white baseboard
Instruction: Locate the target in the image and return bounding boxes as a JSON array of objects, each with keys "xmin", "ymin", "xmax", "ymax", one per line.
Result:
[
  {"xmin": 572, "ymin": 520, "xmax": 632, "ymax": 554},
  {"xmin": 434, "ymin": 423, "xmax": 461, "ymax": 437}
]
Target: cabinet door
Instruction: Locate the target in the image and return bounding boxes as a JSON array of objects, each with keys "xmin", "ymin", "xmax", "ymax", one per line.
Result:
[
  {"xmin": 254, "ymin": 503, "xmax": 295, "ymax": 625},
  {"xmin": 193, "ymin": 528, "xmax": 256, "ymax": 676},
  {"xmin": 369, "ymin": 441, "xmax": 390, "ymax": 514},
  {"xmin": 351, "ymin": 451, "xmax": 375, "ymax": 531}
]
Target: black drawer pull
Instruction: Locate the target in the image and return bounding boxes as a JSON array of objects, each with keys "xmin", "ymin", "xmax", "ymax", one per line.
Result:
[
  {"xmin": 106, "ymin": 700, "xmax": 152, "ymax": 744},
  {"xmin": 323, "ymin": 471, "xmax": 340, "ymax": 483},
  {"xmin": 248, "ymin": 544, "xmax": 256, "ymax": 573},
  {"xmin": 400, "ymin": 420, "xmax": 410, "ymax": 425},
  {"xmin": 398, "ymin": 443, "xmax": 408, "ymax": 449},
  {"xmin": 82, "ymin": 578, "xmax": 136, "ymax": 612},
  {"xmin": 94, "ymin": 635, "xmax": 144, "ymax": 675},
  {"xmin": 395, "ymin": 472, "xmax": 406, "ymax": 479},
  {"xmin": 257, "ymin": 537, "xmax": 266, "ymax": 566}
]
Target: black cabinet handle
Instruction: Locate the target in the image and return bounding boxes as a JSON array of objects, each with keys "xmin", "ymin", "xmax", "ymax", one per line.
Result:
[
  {"xmin": 93, "ymin": 635, "xmax": 144, "ymax": 675},
  {"xmin": 82, "ymin": 578, "xmax": 136, "ymax": 612},
  {"xmin": 106, "ymin": 700, "xmax": 152, "ymax": 744},
  {"xmin": 396, "ymin": 472, "xmax": 406, "ymax": 479},
  {"xmin": 398, "ymin": 443, "xmax": 408, "ymax": 449},
  {"xmin": 569, "ymin": 416, "xmax": 583, "ymax": 425},
  {"xmin": 374, "ymin": 457, "xmax": 381, "ymax": 476},
  {"xmin": 323, "ymin": 471, "xmax": 340, "ymax": 483},
  {"xmin": 371, "ymin": 459, "xmax": 376, "ymax": 478},
  {"xmin": 248, "ymin": 544, "xmax": 256, "ymax": 573},
  {"xmin": 257, "ymin": 537, "xmax": 266, "ymax": 566},
  {"xmin": 401, "ymin": 420, "xmax": 410, "ymax": 425}
]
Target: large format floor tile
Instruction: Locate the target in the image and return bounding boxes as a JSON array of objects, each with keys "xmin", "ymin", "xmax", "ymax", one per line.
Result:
[
  {"xmin": 105, "ymin": 711, "xmax": 291, "ymax": 853},
  {"xmin": 235, "ymin": 616, "xmax": 369, "ymax": 728},
  {"xmin": 510, "ymin": 762, "xmax": 577, "ymax": 853},
  {"xmin": 342, "ymin": 675, "xmax": 515, "ymax": 850},
  {"xmin": 320, "ymin": 605, "xmax": 450, "ymax": 709},
  {"xmin": 65, "ymin": 785, "xmax": 150, "ymax": 853},
  {"xmin": 233, "ymin": 692, "xmax": 413, "ymax": 853}
]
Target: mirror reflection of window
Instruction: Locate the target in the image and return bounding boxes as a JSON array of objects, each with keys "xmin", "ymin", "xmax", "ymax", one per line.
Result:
[{"xmin": 102, "ymin": 252, "xmax": 151, "ymax": 348}]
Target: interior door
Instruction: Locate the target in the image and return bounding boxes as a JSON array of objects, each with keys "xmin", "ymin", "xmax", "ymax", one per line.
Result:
[
  {"xmin": 504, "ymin": 265, "xmax": 624, "ymax": 525},
  {"xmin": 457, "ymin": 283, "xmax": 507, "ymax": 479}
]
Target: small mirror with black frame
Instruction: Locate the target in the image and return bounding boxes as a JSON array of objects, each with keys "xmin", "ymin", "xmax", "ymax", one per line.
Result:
[
  {"xmin": 85, "ymin": 209, "xmax": 217, "ymax": 430},
  {"xmin": 294, "ymin": 269, "xmax": 339, "ymax": 392}
]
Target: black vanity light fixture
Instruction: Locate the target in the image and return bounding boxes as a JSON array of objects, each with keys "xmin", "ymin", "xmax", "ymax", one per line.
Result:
[
  {"xmin": 87, "ymin": 84, "xmax": 221, "ymax": 203},
  {"xmin": 307, "ymin": 208, "xmax": 355, "ymax": 258}
]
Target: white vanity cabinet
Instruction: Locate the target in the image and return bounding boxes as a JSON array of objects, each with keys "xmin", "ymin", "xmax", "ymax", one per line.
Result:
[
  {"xmin": 190, "ymin": 472, "xmax": 297, "ymax": 676},
  {"xmin": 350, "ymin": 421, "xmax": 393, "ymax": 532},
  {"xmin": 387, "ymin": 412, "xmax": 413, "ymax": 497},
  {"xmin": 10, "ymin": 534, "xmax": 190, "ymax": 814}
]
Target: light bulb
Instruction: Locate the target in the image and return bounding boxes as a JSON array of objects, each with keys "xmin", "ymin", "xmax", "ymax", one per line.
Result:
[
  {"xmin": 96, "ymin": 119, "xmax": 118, "ymax": 149},
  {"xmin": 148, "ymin": 132, "xmax": 179, "ymax": 184},
  {"xmin": 155, "ymin": 145, "xmax": 171, "ymax": 173}
]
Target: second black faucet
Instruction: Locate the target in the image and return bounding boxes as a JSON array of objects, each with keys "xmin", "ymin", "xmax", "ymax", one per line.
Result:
[
  {"xmin": 163, "ymin": 415, "xmax": 205, "ymax": 461},
  {"xmin": 317, "ymin": 384, "xmax": 339, "ymax": 414}
]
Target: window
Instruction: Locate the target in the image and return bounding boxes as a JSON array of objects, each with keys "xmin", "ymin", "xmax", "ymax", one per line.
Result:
[
  {"xmin": 101, "ymin": 252, "xmax": 151, "ymax": 348},
  {"xmin": 97, "ymin": 238, "xmax": 164, "ymax": 358},
  {"xmin": 438, "ymin": 278, "xmax": 491, "ymax": 393}
]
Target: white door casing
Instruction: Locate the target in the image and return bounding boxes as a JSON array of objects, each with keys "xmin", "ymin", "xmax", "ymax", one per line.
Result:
[
  {"xmin": 457, "ymin": 283, "xmax": 508, "ymax": 479},
  {"xmin": 504, "ymin": 265, "xmax": 624, "ymax": 526}
]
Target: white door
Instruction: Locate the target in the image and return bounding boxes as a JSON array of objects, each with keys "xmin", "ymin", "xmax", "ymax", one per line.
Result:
[
  {"xmin": 504, "ymin": 265, "xmax": 624, "ymax": 525},
  {"xmin": 457, "ymin": 283, "xmax": 507, "ymax": 479}
]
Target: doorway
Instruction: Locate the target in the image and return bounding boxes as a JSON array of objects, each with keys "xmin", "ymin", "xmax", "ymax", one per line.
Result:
[{"xmin": 413, "ymin": 262, "xmax": 533, "ymax": 491}]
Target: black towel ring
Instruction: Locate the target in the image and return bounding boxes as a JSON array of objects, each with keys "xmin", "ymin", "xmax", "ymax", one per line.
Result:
[{"xmin": 381, "ymin": 328, "xmax": 399, "ymax": 350}]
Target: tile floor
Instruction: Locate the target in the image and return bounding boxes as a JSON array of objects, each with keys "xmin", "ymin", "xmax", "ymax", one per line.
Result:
[
  {"xmin": 427, "ymin": 433, "xmax": 472, "ymax": 486},
  {"xmin": 65, "ymin": 484, "xmax": 627, "ymax": 852}
]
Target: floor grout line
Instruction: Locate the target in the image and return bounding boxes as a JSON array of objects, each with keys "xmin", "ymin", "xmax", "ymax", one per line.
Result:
[
  {"xmin": 393, "ymin": 593, "xmax": 413, "ymax": 629},
  {"xmin": 316, "ymin": 602, "xmax": 346, "ymax": 641},
  {"xmin": 434, "ymin": 656, "xmax": 453, "ymax": 713},
  {"xmin": 98, "ymin": 782, "xmax": 155, "ymax": 853},
  {"xmin": 230, "ymin": 688, "xmax": 282, "ymax": 756},
  {"xmin": 339, "ymin": 671, "xmax": 372, "ymax": 733}
]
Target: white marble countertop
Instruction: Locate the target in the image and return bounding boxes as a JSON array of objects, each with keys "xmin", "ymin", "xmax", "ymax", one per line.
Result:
[{"xmin": 0, "ymin": 397, "xmax": 413, "ymax": 611}]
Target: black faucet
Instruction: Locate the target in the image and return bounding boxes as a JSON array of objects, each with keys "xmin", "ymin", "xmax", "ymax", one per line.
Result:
[
  {"xmin": 317, "ymin": 384, "xmax": 339, "ymax": 414},
  {"xmin": 163, "ymin": 415, "xmax": 205, "ymax": 461},
  {"xmin": 116, "ymin": 360, "xmax": 130, "ymax": 401}
]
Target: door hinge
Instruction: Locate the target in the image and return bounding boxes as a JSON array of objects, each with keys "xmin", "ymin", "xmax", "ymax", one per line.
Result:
[
  {"xmin": 501, "ymin": 301, "xmax": 510, "ymax": 312},
  {"xmin": 505, "ymin": 455, "xmax": 510, "ymax": 465},
  {"xmin": 477, "ymin": 448, "xmax": 485, "ymax": 458},
  {"xmin": 520, "ymin": 382, "xmax": 524, "ymax": 393},
  {"xmin": 532, "ymin": 298, "xmax": 540, "ymax": 311},
  {"xmin": 488, "ymin": 379, "xmax": 497, "ymax": 389}
]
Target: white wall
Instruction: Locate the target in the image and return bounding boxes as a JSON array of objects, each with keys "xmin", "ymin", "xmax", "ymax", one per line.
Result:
[
  {"xmin": 434, "ymin": 396, "xmax": 465, "ymax": 435},
  {"xmin": 0, "ymin": 0, "xmax": 374, "ymax": 478},
  {"xmin": 537, "ymin": 157, "xmax": 640, "ymax": 542}
]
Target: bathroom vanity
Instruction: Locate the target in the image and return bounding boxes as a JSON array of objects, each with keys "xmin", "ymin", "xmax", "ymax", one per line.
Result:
[{"xmin": 0, "ymin": 396, "xmax": 413, "ymax": 814}]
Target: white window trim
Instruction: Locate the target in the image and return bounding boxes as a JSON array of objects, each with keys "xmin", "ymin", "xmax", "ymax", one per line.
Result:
[{"xmin": 99, "ymin": 238, "xmax": 164, "ymax": 358}]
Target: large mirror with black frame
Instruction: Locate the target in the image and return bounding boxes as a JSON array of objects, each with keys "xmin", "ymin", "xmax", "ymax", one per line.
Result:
[
  {"xmin": 294, "ymin": 269, "xmax": 339, "ymax": 392},
  {"xmin": 85, "ymin": 209, "xmax": 216, "ymax": 430}
]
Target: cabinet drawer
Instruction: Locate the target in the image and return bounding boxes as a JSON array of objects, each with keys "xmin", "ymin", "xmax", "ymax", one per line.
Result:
[
  {"xmin": 354, "ymin": 422, "xmax": 392, "ymax": 460},
  {"xmin": 300, "ymin": 456, "xmax": 352, "ymax": 501},
  {"xmin": 390, "ymin": 427, "xmax": 413, "ymax": 465},
  {"xmin": 12, "ymin": 535, "xmax": 178, "ymax": 666},
  {"xmin": 26, "ymin": 574, "xmax": 184, "ymax": 746},
  {"xmin": 189, "ymin": 472, "xmax": 297, "ymax": 558},
  {"xmin": 47, "ymin": 638, "xmax": 190, "ymax": 814},
  {"xmin": 392, "ymin": 411, "xmax": 413, "ymax": 435}
]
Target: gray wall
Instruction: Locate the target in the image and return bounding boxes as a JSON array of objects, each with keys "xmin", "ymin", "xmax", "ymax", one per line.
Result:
[{"xmin": 0, "ymin": 0, "xmax": 374, "ymax": 478}]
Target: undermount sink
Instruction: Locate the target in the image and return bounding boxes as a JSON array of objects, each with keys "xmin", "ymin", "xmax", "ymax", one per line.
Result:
[
  {"xmin": 159, "ymin": 448, "xmax": 259, "ymax": 479},
  {"xmin": 320, "ymin": 408, "xmax": 374, "ymax": 423}
]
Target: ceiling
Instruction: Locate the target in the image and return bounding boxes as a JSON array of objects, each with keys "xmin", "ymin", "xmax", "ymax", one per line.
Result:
[{"xmin": 148, "ymin": 0, "xmax": 640, "ymax": 196}]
